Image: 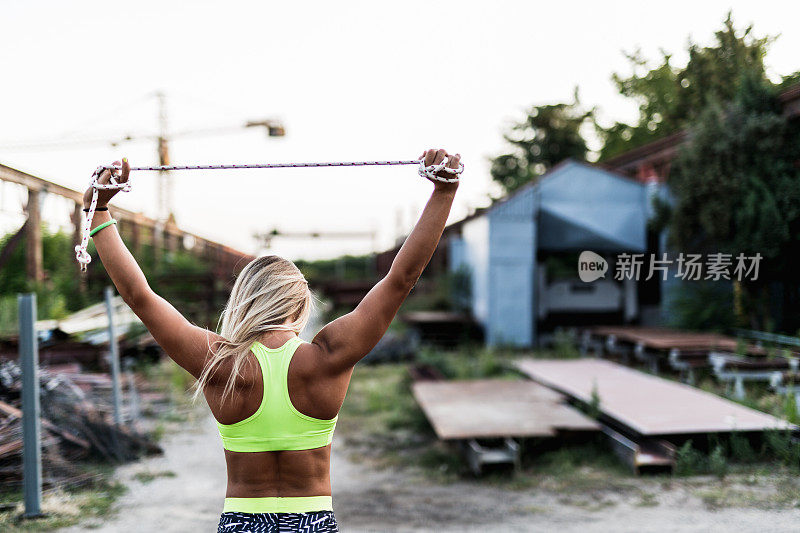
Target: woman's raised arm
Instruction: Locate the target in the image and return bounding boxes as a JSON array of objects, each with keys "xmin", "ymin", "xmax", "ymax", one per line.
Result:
[
  {"xmin": 312, "ymin": 148, "xmax": 461, "ymax": 373},
  {"xmin": 86, "ymin": 160, "xmax": 219, "ymax": 378}
]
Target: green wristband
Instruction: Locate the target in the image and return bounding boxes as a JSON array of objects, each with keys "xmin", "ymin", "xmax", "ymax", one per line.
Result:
[{"xmin": 89, "ymin": 219, "xmax": 117, "ymax": 238}]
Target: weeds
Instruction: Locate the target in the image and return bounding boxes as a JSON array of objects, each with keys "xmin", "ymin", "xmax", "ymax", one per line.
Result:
[
  {"xmin": 0, "ymin": 478, "xmax": 126, "ymax": 532},
  {"xmin": 636, "ymin": 491, "xmax": 659, "ymax": 507},
  {"xmin": 339, "ymin": 353, "xmax": 800, "ymax": 517},
  {"xmin": 132, "ymin": 470, "xmax": 176, "ymax": 484},
  {"xmin": 675, "ymin": 440, "xmax": 708, "ymax": 476},
  {"xmin": 416, "ymin": 345, "xmax": 515, "ymax": 380},
  {"xmin": 552, "ymin": 329, "xmax": 581, "ymax": 359},
  {"xmin": 588, "ymin": 380, "xmax": 601, "ymax": 420},
  {"xmin": 729, "ymin": 431, "xmax": 757, "ymax": 463},
  {"xmin": 781, "ymin": 394, "xmax": 800, "ymax": 425},
  {"xmin": 709, "ymin": 445, "xmax": 728, "ymax": 478},
  {"xmin": 763, "ymin": 430, "xmax": 800, "ymax": 468},
  {"xmin": 694, "ymin": 476, "xmax": 800, "ymax": 511}
]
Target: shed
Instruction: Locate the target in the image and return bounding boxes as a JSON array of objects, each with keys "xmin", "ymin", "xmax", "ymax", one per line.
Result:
[{"xmin": 450, "ymin": 160, "xmax": 649, "ymax": 347}]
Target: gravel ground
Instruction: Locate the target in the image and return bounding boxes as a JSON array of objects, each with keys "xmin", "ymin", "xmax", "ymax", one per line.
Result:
[{"xmin": 57, "ymin": 407, "xmax": 800, "ymax": 533}]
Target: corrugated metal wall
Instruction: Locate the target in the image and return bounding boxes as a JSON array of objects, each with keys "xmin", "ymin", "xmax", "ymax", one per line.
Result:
[
  {"xmin": 455, "ymin": 161, "xmax": 649, "ymax": 348},
  {"xmin": 451, "ymin": 216, "xmax": 490, "ymax": 324},
  {"xmin": 487, "ymin": 186, "xmax": 537, "ymax": 346}
]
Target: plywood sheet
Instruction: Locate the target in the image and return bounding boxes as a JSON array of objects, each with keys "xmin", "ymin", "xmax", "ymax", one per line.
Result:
[
  {"xmin": 412, "ymin": 379, "xmax": 600, "ymax": 440},
  {"xmin": 515, "ymin": 358, "xmax": 794, "ymax": 435}
]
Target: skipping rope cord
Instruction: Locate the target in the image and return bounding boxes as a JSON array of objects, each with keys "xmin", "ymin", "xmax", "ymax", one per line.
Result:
[{"xmin": 75, "ymin": 157, "xmax": 464, "ymax": 271}]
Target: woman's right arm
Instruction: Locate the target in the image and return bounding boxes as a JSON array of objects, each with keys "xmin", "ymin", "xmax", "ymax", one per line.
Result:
[
  {"xmin": 87, "ymin": 161, "xmax": 220, "ymax": 379},
  {"xmin": 312, "ymin": 149, "xmax": 461, "ymax": 373}
]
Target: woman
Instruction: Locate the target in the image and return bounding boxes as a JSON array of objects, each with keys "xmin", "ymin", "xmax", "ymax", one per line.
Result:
[{"xmin": 85, "ymin": 148, "xmax": 462, "ymax": 532}]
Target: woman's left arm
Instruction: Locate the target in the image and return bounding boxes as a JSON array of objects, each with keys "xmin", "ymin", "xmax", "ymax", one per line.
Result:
[{"xmin": 87, "ymin": 160, "xmax": 218, "ymax": 378}]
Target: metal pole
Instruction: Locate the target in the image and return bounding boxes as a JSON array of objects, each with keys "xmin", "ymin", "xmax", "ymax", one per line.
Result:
[
  {"xmin": 104, "ymin": 286, "xmax": 124, "ymax": 427},
  {"xmin": 125, "ymin": 358, "xmax": 140, "ymax": 423},
  {"xmin": 19, "ymin": 293, "xmax": 42, "ymax": 518}
]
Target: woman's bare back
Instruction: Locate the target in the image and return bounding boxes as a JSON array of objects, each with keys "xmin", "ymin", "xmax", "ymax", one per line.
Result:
[{"xmin": 203, "ymin": 332, "xmax": 352, "ymax": 498}]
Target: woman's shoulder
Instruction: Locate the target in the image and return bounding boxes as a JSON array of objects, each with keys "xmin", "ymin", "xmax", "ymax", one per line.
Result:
[{"xmin": 290, "ymin": 339, "xmax": 330, "ymax": 378}]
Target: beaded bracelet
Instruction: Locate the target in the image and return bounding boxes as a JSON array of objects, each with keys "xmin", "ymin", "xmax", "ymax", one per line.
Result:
[{"xmin": 89, "ymin": 219, "xmax": 117, "ymax": 238}]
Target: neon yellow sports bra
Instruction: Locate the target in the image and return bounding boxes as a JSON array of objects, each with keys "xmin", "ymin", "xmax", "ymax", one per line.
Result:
[{"xmin": 217, "ymin": 336, "xmax": 338, "ymax": 452}]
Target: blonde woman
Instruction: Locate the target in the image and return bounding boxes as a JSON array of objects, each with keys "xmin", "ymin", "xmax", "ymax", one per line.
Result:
[{"xmin": 85, "ymin": 148, "xmax": 462, "ymax": 532}]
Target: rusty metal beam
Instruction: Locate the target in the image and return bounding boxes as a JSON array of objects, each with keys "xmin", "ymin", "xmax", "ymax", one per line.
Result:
[
  {"xmin": 24, "ymin": 189, "xmax": 43, "ymax": 283},
  {"xmin": 0, "ymin": 162, "xmax": 254, "ymax": 275}
]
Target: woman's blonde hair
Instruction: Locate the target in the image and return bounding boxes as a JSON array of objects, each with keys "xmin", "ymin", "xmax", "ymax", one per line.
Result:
[{"xmin": 193, "ymin": 255, "xmax": 313, "ymax": 402}]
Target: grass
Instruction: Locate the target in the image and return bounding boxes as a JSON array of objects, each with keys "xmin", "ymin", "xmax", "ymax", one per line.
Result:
[
  {"xmin": 339, "ymin": 346, "xmax": 800, "ymax": 513},
  {"xmin": 694, "ymin": 473, "xmax": 800, "ymax": 510},
  {"xmin": 338, "ymin": 363, "xmax": 448, "ymax": 475},
  {"xmin": 636, "ymin": 492, "xmax": 659, "ymax": 507},
  {"xmin": 415, "ymin": 344, "xmax": 520, "ymax": 380},
  {"xmin": 339, "ymin": 356, "xmax": 632, "ymax": 491},
  {"xmin": 556, "ymin": 495, "xmax": 617, "ymax": 512},
  {"xmin": 141, "ymin": 358, "xmax": 196, "ymax": 405},
  {"xmin": 0, "ymin": 478, "xmax": 126, "ymax": 532},
  {"xmin": 132, "ymin": 470, "xmax": 176, "ymax": 484},
  {"xmin": 518, "ymin": 441, "xmax": 637, "ymax": 496},
  {"xmin": 139, "ymin": 359, "xmax": 196, "ymax": 429}
]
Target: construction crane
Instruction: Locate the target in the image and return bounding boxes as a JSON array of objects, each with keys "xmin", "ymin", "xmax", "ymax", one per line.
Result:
[
  {"xmin": 254, "ymin": 228, "xmax": 377, "ymax": 249},
  {"xmin": 0, "ymin": 91, "xmax": 286, "ymax": 222}
]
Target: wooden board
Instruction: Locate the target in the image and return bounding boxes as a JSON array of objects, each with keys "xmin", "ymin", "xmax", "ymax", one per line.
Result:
[
  {"xmin": 412, "ymin": 379, "xmax": 600, "ymax": 440},
  {"xmin": 515, "ymin": 358, "xmax": 794, "ymax": 435}
]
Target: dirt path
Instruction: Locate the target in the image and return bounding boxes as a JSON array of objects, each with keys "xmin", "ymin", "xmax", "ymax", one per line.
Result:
[{"xmin": 60, "ymin": 411, "xmax": 800, "ymax": 532}]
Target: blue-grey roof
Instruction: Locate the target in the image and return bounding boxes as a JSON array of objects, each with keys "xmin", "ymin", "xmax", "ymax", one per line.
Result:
[{"xmin": 488, "ymin": 160, "xmax": 647, "ymax": 252}]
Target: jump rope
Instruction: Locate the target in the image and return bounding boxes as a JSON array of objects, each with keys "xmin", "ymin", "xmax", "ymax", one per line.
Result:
[{"xmin": 75, "ymin": 157, "xmax": 464, "ymax": 271}]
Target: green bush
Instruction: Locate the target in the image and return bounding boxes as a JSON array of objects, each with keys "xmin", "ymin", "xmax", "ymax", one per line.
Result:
[
  {"xmin": 675, "ymin": 440, "xmax": 707, "ymax": 476},
  {"xmin": 552, "ymin": 329, "xmax": 581, "ymax": 359},
  {"xmin": 0, "ymin": 295, "xmax": 18, "ymax": 336},
  {"xmin": 416, "ymin": 345, "xmax": 511, "ymax": 380},
  {"xmin": 781, "ymin": 394, "xmax": 800, "ymax": 425},
  {"xmin": 0, "ymin": 225, "xmax": 215, "ymax": 328},
  {"xmin": 294, "ymin": 254, "xmax": 374, "ymax": 282},
  {"xmin": 708, "ymin": 444, "xmax": 728, "ymax": 478},
  {"xmin": 763, "ymin": 430, "xmax": 800, "ymax": 469},
  {"xmin": 667, "ymin": 281, "xmax": 735, "ymax": 332},
  {"xmin": 729, "ymin": 431, "xmax": 757, "ymax": 463}
]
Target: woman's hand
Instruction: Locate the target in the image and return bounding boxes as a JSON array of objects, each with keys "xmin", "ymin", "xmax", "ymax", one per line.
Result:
[
  {"xmin": 419, "ymin": 148, "xmax": 461, "ymax": 191},
  {"xmin": 83, "ymin": 158, "xmax": 131, "ymax": 209}
]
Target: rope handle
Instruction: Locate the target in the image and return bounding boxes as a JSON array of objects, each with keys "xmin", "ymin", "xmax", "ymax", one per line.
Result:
[
  {"xmin": 76, "ymin": 157, "xmax": 464, "ymax": 270},
  {"xmin": 417, "ymin": 156, "xmax": 462, "ymax": 184},
  {"xmin": 75, "ymin": 165, "xmax": 132, "ymax": 271},
  {"xmin": 96, "ymin": 158, "xmax": 464, "ymax": 182}
]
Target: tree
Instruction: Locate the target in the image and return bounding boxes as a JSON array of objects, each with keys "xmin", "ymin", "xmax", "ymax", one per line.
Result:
[
  {"xmin": 665, "ymin": 72, "xmax": 800, "ymax": 329},
  {"xmin": 490, "ymin": 91, "xmax": 593, "ymax": 194},
  {"xmin": 599, "ymin": 12, "xmax": 775, "ymax": 160},
  {"xmin": 0, "ymin": 225, "xmax": 216, "ymax": 332}
]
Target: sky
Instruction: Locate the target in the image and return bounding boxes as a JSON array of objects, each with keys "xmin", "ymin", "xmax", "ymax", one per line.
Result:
[{"xmin": 1, "ymin": 1, "xmax": 798, "ymax": 260}]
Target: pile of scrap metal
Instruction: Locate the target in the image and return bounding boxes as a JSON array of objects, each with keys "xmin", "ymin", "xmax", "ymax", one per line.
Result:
[
  {"xmin": 0, "ymin": 360, "xmax": 162, "ymax": 490},
  {"xmin": 0, "ymin": 295, "xmax": 163, "ymax": 369}
]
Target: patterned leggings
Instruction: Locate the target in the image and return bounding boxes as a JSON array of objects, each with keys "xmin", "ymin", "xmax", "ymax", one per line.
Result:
[{"xmin": 217, "ymin": 510, "xmax": 338, "ymax": 532}]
